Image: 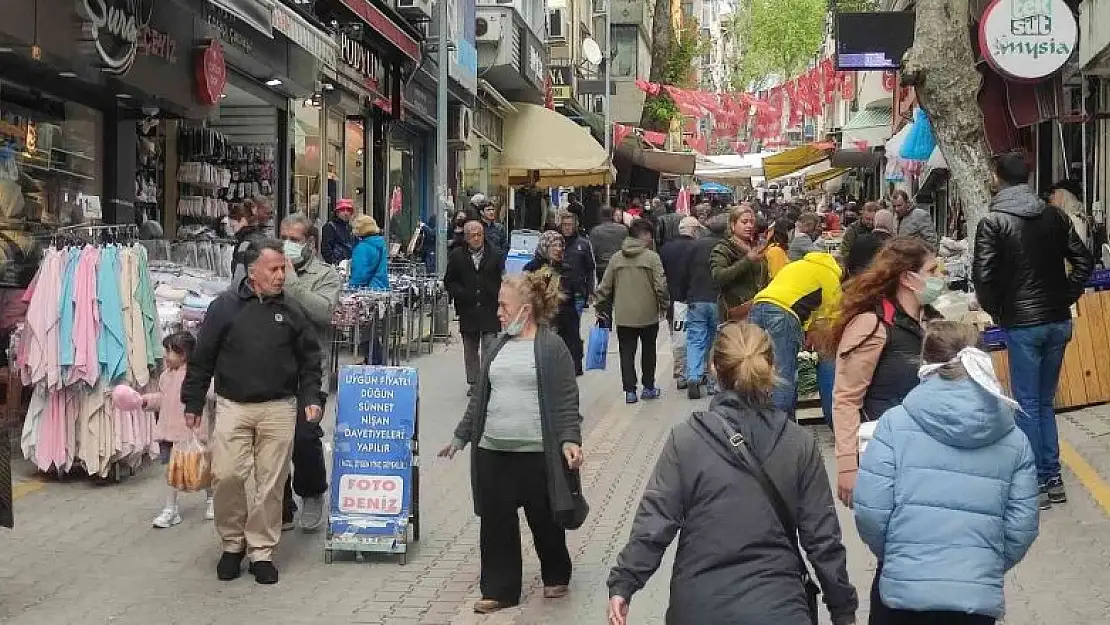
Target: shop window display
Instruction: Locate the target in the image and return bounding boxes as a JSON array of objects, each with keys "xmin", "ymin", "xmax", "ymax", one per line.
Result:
[
  {"xmin": 292, "ymin": 100, "xmax": 323, "ymax": 221},
  {"xmin": 389, "ymin": 128, "xmax": 424, "ymax": 251},
  {"xmin": 344, "ymin": 119, "xmax": 366, "ymax": 215}
]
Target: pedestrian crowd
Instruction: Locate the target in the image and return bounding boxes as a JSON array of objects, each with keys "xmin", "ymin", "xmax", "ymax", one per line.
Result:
[{"xmin": 152, "ymin": 150, "xmax": 1089, "ymax": 625}]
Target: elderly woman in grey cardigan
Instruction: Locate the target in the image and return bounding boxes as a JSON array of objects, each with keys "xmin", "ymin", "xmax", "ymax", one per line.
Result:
[{"xmin": 439, "ymin": 268, "xmax": 585, "ymax": 615}]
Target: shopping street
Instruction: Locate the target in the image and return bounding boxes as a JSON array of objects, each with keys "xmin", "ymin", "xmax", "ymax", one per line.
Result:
[{"xmin": 3, "ymin": 332, "xmax": 1110, "ymax": 625}]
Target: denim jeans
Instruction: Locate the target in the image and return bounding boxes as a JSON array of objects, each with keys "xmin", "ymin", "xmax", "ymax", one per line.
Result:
[
  {"xmin": 817, "ymin": 356, "xmax": 836, "ymax": 426},
  {"xmin": 748, "ymin": 302, "xmax": 803, "ymax": 419},
  {"xmin": 685, "ymin": 302, "xmax": 719, "ymax": 383},
  {"xmin": 1005, "ymin": 319, "xmax": 1073, "ymax": 484}
]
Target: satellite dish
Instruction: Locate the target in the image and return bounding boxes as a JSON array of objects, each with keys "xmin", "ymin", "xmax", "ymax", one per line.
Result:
[{"xmin": 582, "ymin": 38, "xmax": 603, "ymax": 65}]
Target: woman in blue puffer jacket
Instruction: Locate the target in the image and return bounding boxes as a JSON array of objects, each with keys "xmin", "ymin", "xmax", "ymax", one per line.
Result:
[
  {"xmin": 854, "ymin": 320, "xmax": 1039, "ymax": 625},
  {"xmin": 349, "ymin": 215, "xmax": 390, "ymax": 290}
]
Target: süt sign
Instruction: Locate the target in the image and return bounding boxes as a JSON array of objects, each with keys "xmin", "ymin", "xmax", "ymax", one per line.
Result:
[{"xmin": 979, "ymin": 0, "xmax": 1077, "ymax": 81}]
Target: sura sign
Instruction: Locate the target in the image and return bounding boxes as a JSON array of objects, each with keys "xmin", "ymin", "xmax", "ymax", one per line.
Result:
[
  {"xmin": 979, "ymin": 0, "xmax": 1078, "ymax": 81},
  {"xmin": 83, "ymin": 0, "xmax": 153, "ymax": 75}
]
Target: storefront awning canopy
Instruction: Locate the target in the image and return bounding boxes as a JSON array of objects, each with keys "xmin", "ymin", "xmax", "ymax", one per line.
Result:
[
  {"xmin": 805, "ymin": 166, "xmax": 850, "ymax": 189},
  {"xmin": 615, "ymin": 138, "xmax": 696, "ymax": 175},
  {"xmin": 841, "ymin": 104, "xmax": 892, "ymax": 150},
  {"xmin": 499, "ymin": 102, "xmax": 612, "ymax": 186},
  {"xmin": 763, "ymin": 145, "xmax": 831, "ymax": 181}
]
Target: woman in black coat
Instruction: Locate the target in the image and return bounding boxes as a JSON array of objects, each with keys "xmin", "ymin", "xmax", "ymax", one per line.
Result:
[
  {"xmin": 607, "ymin": 322, "xmax": 858, "ymax": 625},
  {"xmin": 524, "ymin": 230, "xmax": 588, "ymax": 375}
]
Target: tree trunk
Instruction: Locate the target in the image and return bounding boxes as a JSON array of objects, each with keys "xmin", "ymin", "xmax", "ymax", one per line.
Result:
[
  {"xmin": 902, "ymin": 0, "xmax": 993, "ymax": 243},
  {"xmin": 639, "ymin": 0, "xmax": 674, "ymax": 129}
]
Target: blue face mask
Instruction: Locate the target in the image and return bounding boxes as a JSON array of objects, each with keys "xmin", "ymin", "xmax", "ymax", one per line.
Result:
[{"xmin": 283, "ymin": 240, "xmax": 305, "ymax": 263}]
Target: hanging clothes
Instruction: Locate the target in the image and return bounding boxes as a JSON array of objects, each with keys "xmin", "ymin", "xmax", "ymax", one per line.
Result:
[
  {"xmin": 119, "ymin": 247, "xmax": 149, "ymax": 387},
  {"xmin": 22, "ymin": 250, "xmax": 62, "ymax": 388},
  {"xmin": 69, "ymin": 246, "xmax": 100, "ymax": 387},
  {"xmin": 57, "ymin": 247, "xmax": 81, "ymax": 373},
  {"xmin": 97, "ymin": 246, "xmax": 128, "ymax": 385},
  {"xmin": 134, "ymin": 245, "xmax": 162, "ymax": 367}
]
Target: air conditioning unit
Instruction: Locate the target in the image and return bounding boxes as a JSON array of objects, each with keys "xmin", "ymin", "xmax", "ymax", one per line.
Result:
[
  {"xmin": 449, "ymin": 106, "xmax": 473, "ymax": 145},
  {"xmin": 475, "ymin": 15, "xmax": 503, "ymax": 43},
  {"xmin": 547, "ymin": 8, "xmax": 568, "ymax": 41},
  {"xmin": 394, "ymin": 0, "xmax": 431, "ymax": 20}
]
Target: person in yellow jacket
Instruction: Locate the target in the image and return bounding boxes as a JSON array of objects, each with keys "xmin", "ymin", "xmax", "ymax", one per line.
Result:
[{"xmin": 747, "ymin": 251, "xmax": 843, "ymax": 420}]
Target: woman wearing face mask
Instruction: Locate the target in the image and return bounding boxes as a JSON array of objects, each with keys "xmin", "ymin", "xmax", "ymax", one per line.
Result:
[
  {"xmin": 710, "ymin": 206, "xmax": 770, "ymax": 322},
  {"xmin": 349, "ymin": 215, "xmax": 390, "ymax": 291},
  {"xmin": 228, "ymin": 200, "xmax": 267, "ymax": 282},
  {"xmin": 524, "ymin": 231, "xmax": 589, "ymax": 376},
  {"xmin": 812, "ymin": 237, "xmax": 942, "ymax": 511},
  {"xmin": 439, "ymin": 268, "xmax": 586, "ymax": 615}
]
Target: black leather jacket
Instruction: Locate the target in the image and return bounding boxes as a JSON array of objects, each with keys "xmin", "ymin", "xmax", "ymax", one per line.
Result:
[{"xmin": 972, "ymin": 184, "xmax": 1093, "ymax": 328}]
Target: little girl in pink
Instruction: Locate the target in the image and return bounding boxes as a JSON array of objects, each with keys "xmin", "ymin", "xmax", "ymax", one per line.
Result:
[{"xmin": 143, "ymin": 331, "xmax": 212, "ymax": 528}]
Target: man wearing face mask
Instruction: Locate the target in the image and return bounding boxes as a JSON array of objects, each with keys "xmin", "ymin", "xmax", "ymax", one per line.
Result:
[
  {"xmin": 973, "ymin": 152, "xmax": 1093, "ymax": 509},
  {"xmin": 278, "ymin": 214, "xmax": 343, "ymax": 533}
]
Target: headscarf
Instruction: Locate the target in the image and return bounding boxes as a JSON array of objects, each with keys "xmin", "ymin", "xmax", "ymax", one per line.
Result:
[
  {"xmin": 918, "ymin": 347, "xmax": 1021, "ymax": 411},
  {"xmin": 536, "ymin": 230, "xmax": 564, "ymax": 261}
]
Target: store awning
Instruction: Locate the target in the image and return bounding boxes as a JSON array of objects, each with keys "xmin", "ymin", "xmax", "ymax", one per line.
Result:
[
  {"xmin": 763, "ymin": 144, "xmax": 831, "ymax": 181},
  {"xmin": 209, "ymin": 0, "xmax": 275, "ymax": 37},
  {"xmin": 615, "ymin": 139, "xmax": 696, "ymax": 175},
  {"xmin": 830, "ymin": 149, "xmax": 882, "ymax": 169},
  {"xmin": 841, "ymin": 104, "xmax": 892, "ymax": 150},
  {"xmin": 499, "ymin": 102, "xmax": 612, "ymax": 186},
  {"xmin": 805, "ymin": 166, "xmax": 850, "ymax": 189}
]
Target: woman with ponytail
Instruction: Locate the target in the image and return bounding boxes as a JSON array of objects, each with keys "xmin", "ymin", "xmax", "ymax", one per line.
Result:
[
  {"xmin": 811, "ymin": 237, "xmax": 941, "ymax": 509},
  {"xmin": 440, "ymin": 267, "xmax": 586, "ymax": 614},
  {"xmin": 608, "ymin": 322, "xmax": 858, "ymax": 625}
]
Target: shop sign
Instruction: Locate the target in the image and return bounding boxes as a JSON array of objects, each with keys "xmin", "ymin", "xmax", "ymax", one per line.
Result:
[
  {"xmin": 204, "ymin": 2, "xmax": 255, "ymax": 56},
  {"xmin": 338, "ymin": 31, "xmax": 390, "ymax": 99},
  {"xmin": 195, "ymin": 40, "xmax": 228, "ymax": 106},
  {"xmin": 331, "ymin": 366, "xmax": 417, "ymax": 539},
  {"xmin": 403, "ymin": 83, "xmax": 436, "ymax": 124},
  {"xmin": 520, "ymin": 33, "xmax": 545, "ymax": 89},
  {"xmin": 81, "ymin": 0, "xmax": 152, "ymax": 75},
  {"xmin": 979, "ymin": 0, "xmax": 1078, "ymax": 81},
  {"xmin": 337, "ymin": 0, "xmax": 421, "ymax": 63},
  {"xmin": 273, "ymin": 3, "xmax": 338, "ymax": 69},
  {"xmin": 549, "ymin": 66, "xmax": 573, "ymax": 102}
]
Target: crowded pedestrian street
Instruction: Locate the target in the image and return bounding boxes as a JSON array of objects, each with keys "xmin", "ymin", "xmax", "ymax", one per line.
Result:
[{"xmin": 1, "ymin": 329, "xmax": 1110, "ymax": 625}]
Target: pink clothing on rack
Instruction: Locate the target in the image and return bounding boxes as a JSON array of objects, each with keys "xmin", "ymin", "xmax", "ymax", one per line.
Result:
[
  {"xmin": 69, "ymin": 246, "xmax": 101, "ymax": 387},
  {"xmin": 144, "ymin": 367, "xmax": 209, "ymax": 444},
  {"xmin": 23, "ymin": 250, "xmax": 63, "ymax": 389},
  {"xmin": 33, "ymin": 387, "xmax": 77, "ymax": 472}
]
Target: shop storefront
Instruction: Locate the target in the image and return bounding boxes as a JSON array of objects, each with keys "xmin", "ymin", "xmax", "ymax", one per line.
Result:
[
  {"xmin": 389, "ymin": 76, "xmax": 436, "ymax": 251},
  {"xmin": 462, "ymin": 87, "xmax": 508, "ymax": 210}
]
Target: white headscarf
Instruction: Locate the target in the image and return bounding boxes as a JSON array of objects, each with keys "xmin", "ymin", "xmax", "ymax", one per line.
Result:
[{"xmin": 918, "ymin": 347, "xmax": 1020, "ymax": 411}]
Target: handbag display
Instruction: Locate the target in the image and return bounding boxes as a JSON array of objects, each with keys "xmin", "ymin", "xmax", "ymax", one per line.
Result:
[{"xmin": 696, "ymin": 411, "xmax": 821, "ymax": 624}]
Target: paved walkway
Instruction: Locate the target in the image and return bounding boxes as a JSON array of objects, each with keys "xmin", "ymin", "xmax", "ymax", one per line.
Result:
[{"xmin": 3, "ymin": 332, "xmax": 1110, "ymax": 624}]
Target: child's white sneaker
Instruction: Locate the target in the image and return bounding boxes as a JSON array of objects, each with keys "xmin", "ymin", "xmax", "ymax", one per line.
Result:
[
  {"xmin": 153, "ymin": 507, "xmax": 181, "ymax": 529},
  {"xmin": 204, "ymin": 497, "xmax": 215, "ymax": 521}
]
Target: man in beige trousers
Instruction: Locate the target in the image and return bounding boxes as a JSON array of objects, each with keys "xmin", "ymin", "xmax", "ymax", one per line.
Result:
[{"xmin": 182, "ymin": 239, "xmax": 323, "ymax": 585}]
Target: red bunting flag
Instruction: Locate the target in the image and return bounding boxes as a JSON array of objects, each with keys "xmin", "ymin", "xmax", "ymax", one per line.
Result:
[
  {"xmin": 642, "ymin": 130, "xmax": 667, "ymax": 146},
  {"xmin": 612, "ymin": 123, "xmax": 633, "ymax": 147}
]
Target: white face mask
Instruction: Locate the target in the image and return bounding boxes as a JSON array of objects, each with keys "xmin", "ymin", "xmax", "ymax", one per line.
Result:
[
  {"xmin": 283, "ymin": 240, "xmax": 305, "ymax": 263},
  {"xmin": 505, "ymin": 306, "xmax": 529, "ymax": 336}
]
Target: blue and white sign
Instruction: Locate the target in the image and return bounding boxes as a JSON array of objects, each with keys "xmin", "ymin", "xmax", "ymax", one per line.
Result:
[{"xmin": 330, "ymin": 365, "xmax": 418, "ymax": 545}]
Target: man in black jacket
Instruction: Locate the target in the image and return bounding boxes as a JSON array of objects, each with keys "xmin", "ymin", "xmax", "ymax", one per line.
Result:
[
  {"xmin": 683, "ymin": 214, "xmax": 727, "ymax": 398},
  {"xmin": 659, "ymin": 216, "xmax": 699, "ymax": 388},
  {"xmin": 973, "ymin": 152, "xmax": 1093, "ymax": 509},
  {"xmin": 182, "ymin": 240, "xmax": 322, "ymax": 585},
  {"xmin": 320, "ymin": 199, "xmax": 358, "ymax": 264},
  {"xmin": 444, "ymin": 221, "xmax": 505, "ymax": 394}
]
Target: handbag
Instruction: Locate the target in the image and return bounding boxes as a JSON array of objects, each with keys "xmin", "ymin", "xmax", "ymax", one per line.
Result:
[
  {"xmin": 725, "ymin": 300, "xmax": 753, "ymax": 322},
  {"xmin": 701, "ymin": 411, "xmax": 821, "ymax": 624},
  {"xmin": 554, "ymin": 465, "xmax": 590, "ymax": 530}
]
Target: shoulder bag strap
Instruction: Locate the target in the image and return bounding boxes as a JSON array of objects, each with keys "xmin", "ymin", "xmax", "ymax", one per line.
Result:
[{"xmin": 709, "ymin": 412, "xmax": 809, "ymax": 572}]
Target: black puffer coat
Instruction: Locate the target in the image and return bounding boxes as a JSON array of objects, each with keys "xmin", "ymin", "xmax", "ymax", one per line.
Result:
[
  {"xmin": 973, "ymin": 184, "xmax": 1093, "ymax": 328},
  {"xmin": 607, "ymin": 392, "xmax": 858, "ymax": 625}
]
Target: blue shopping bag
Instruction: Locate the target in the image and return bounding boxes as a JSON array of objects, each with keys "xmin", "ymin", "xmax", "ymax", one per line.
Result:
[{"xmin": 585, "ymin": 324, "xmax": 610, "ymax": 371}]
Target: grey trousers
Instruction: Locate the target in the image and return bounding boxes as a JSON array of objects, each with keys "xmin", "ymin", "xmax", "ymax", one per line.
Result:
[{"xmin": 462, "ymin": 331, "xmax": 498, "ymax": 386}]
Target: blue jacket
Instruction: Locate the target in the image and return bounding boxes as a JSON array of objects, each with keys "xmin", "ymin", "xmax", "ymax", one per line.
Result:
[
  {"xmin": 854, "ymin": 375, "xmax": 1039, "ymax": 618},
  {"xmin": 349, "ymin": 235, "xmax": 390, "ymax": 290}
]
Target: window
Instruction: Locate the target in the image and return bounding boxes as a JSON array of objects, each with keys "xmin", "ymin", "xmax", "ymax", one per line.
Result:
[{"xmin": 610, "ymin": 25, "xmax": 638, "ymax": 78}]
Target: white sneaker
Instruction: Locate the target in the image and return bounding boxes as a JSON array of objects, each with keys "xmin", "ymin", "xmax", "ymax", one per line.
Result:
[
  {"xmin": 204, "ymin": 497, "xmax": 215, "ymax": 521},
  {"xmin": 152, "ymin": 507, "xmax": 181, "ymax": 529},
  {"xmin": 300, "ymin": 495, "xmax": 326, "ymax": 533}
]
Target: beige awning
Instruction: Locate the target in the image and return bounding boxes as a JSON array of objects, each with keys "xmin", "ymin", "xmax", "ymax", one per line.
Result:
[
  {"xmin": 615, "ymin": 138, "xmax": 696, "ymax": 175},
  {"xmin": 762, "ymin": 144, "xmax": 831, "ymax": 181},
  {"xmin": 498, "ymin": 102, "xmax": 612, "ymax": 186}
]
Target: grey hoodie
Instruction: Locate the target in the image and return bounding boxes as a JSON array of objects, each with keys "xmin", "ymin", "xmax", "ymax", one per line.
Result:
[{"xmin": 990, "ymin": 183, "xmax": 1044, "ymax": 218}]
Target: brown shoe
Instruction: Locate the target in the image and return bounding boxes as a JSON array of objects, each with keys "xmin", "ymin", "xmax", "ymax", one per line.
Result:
[
  {"xmin": 473, "ymin": 599, "xmax": 514, "ymax": 614},
  {"xmin": 543, "ymin": 585, "xmax": 569, "ymax": 599}
]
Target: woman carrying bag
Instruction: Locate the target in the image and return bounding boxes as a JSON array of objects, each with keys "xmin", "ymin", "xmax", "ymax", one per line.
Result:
[
  {"xmin": 607, "ymin": 322, "xmax": 858, "ymax": 625},
  {"xmin": 439, "ymin": 268, "xmax": 588, "ymax": 614},
  {"xmin": 710, "ymin": 207, "xmax": 769, "ymax": 322}
]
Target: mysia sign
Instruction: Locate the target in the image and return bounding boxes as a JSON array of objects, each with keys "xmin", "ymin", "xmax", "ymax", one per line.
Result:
[{"xmin": 979, "ymin": 0, "xmax": 1077, "ymax": 81}]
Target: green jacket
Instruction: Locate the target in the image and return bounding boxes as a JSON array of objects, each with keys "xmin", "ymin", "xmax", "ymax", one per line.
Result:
[
  {"xmin": 596, "ymin": 237, "xmax": 670, "ymax": 328},
  {"xmin": 284, "ymin": 252, "xmax": 343, "ymax": 387},
  {"xmin": 709, "ymin": 238, "xmax": 769, "ymax": 315}
]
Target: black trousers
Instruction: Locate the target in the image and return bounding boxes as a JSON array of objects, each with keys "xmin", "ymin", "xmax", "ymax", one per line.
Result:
[
  {"xmin": 616, "ymin": 323, "xmax": 659, "ymax": 393},
  {"xmin": 554, "ymin": 309, "xmax": 584, "ymax": 376},
  {"xmin": 868, "ymin": 563, "xmax": 995, "ymax": 625},
  {"xmin": 476, "ymin": 448, "xmax": 572, "ymax": 604},
  {"xmin": 283, "ymin": 393, "xmax": 329, "ymax": 518}
]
